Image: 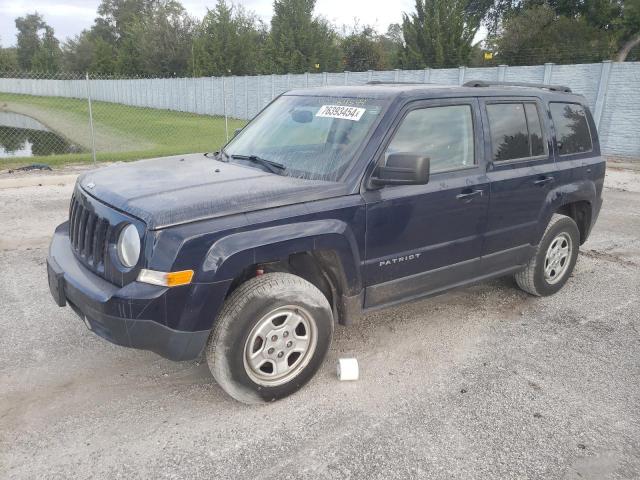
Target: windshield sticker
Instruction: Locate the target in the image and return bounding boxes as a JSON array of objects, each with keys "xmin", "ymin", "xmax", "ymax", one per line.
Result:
[{"xmin": 316, "ymin": 105, "xmax": 366, "ymax": 121}]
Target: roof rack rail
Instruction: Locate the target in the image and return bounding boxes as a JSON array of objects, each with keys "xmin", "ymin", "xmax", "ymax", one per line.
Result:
[
  {"xmin": 366, "ymin": 81, "xmax": 426, "ymax": 85},
  {"xmin": 463, "ymin": 80, "xmax": 572, "ymax": 93}
]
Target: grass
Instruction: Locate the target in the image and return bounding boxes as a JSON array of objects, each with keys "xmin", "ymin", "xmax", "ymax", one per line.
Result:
[{"xmin": 0, "ymin": 93, "xmax": 246, "ymax": 170}]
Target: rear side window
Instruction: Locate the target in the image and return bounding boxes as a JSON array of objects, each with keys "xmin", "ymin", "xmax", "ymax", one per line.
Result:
[
  {"xmin": 487, "ymin": 102, "xmax": 547, "ymax": 161},
  {"xmin": 550, "ymin": 103, "xmax": 593, "ymax": 155},
  {"xmin": 385, "ymin": 105, "xmax": 475, "ymax": 173}
]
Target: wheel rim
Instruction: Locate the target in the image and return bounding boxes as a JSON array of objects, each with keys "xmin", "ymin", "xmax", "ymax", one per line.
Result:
[
  {"xmin": 243, "ymin": 305, "xmax": 318, "ymax": 387},
  {"xmin": 544, "ymin": 232, "xmax": 572, "ymax": 285}
]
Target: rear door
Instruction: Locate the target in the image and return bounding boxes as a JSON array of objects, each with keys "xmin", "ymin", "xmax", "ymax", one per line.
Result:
[
  {"xmin": 481, "ymin": 97, "xmax": 557, "ymax": 274},
  {"xmin": 362, "ymin": 98, "xmax": 489, "ymax": 308}
]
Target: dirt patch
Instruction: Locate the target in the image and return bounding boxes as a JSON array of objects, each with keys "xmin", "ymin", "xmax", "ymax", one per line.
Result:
[{"xmin": 0, "ymin": 162, "xmax": 639, "ymax": 479}]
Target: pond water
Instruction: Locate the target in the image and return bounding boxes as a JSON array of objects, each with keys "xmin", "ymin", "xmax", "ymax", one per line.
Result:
[{"xmin": 0, "ymin": 112, "xmax": 81, "ymax": 158}]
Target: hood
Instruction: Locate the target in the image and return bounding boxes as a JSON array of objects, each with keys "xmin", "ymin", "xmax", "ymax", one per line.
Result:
[{"xmin": 78, "ymin": 153, "xmax": 349, "ymax": 229}]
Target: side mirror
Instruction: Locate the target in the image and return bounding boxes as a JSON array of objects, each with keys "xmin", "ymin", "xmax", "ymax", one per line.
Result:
[
  {"xmin": 371, "ymin": 153, "xmax": 430, "ymax": 186},
  {"xmin": 233, "ymin": 128, "xmax": 242, "ymax": 138}
]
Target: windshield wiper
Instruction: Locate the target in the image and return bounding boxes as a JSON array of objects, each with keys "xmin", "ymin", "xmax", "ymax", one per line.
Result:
[{"xmin": 230, "ymin": 154, "xmax": 286, "ymax": 175}]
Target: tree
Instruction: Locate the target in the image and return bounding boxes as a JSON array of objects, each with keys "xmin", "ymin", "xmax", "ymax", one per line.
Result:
[
  {"xmin": 15, "ymin": 13, "xmax": 61, "ymax": 72},
  {"xmin": 0, "ymin": 42, "xmax": 18, "ymax": 72},
  {"xmin": 379, "ymin": 23, "xmax": 404, "ymax": 69},
  {"xmin": 400, "ymin": 0, "xmax": 487, "ymax": 68},
  {"xmin": 95, "ymin": 0, "xmax": 154, "ymax": 43},
  {"xmin": 62, "ymin": 32, "xmax": 96, "ymax": 73},
  {"xmin": 486, "ymin": 0, "xmax": 640, "ymax": 62},
  {"xmin": 268, "ymin": 0, "xmax": 341, "ymax": 73},
  {"xmin": 31, "ymin": 26, "xmax": 62, "ymax": 72},
  {"xmin": 62, "ymin": 30, "xmax": 118, "ymax": 74},
  {"xmin": 615, "ymin": 0, "xmax": 640, "ymax": 61},
  {"xmin": 61, "ymin": 0, "xmax": 194, "ymax": 75},
  {"xmin": 91, "ymin": 37, "xmax": 117, "ymax": 74},
  {"xmin": 494, "ymin": 4, "xmax": 614, "ymax": 65},
  {"xmin": 342, "ymin": 26, "xmax": 386, "ymax": 71},
  {"xmin": 192, "ymin": 0, "xmax": 267, "ymax": 76},
  {"xmin": 130, "ymin": 0, "xmax": 195, "ymax": 76},
  {"xmin": 93, "ymin": 0, "xmax": 152, "ymax": 74}
]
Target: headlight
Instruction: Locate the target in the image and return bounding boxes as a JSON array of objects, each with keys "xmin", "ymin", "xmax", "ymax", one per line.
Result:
[{"xmin": 117, "ymin": 224, "xmax": 140, "ymax": 268}]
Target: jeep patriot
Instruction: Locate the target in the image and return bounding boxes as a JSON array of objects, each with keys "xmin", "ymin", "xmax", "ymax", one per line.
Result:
[{"xmin": 47, "ymin": 81, "xmax": 605, "ymax": 403}]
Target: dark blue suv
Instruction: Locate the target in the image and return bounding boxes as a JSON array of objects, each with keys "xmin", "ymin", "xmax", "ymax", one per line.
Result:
[{"xmin": 47, "ymin": 81, "xmax": 605, "ymax": 403}]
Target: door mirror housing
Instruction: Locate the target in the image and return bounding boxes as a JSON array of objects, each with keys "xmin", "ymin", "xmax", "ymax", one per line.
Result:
[{"xmin": 371, "ymin": 153, "xmax": 430, "ymax": 186}]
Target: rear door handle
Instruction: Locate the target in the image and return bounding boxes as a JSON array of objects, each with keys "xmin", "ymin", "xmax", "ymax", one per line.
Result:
[
  {"xmin": 456, "ymin": 189, "xmax": 484, "ymax": 201},
  {"xmin": 533, "ymin": 176, "xmax": 555, "ymax": 186}
]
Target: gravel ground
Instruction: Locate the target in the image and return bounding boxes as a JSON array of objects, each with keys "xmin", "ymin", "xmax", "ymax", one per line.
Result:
[{"xmin": 0, "ymin": 165, "xmax": 638, "ymax": 479}]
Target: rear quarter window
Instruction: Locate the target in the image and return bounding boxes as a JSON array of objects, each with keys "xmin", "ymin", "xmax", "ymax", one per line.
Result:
[{"xmin": 550, "ymin": 102, "xmax": 593, "ymax": 155}]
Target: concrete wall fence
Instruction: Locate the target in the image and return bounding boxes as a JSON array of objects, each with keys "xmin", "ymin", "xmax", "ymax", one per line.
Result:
[{"xmin": 1, "ymin": 61, "xmax": 639, "ymax": 158}]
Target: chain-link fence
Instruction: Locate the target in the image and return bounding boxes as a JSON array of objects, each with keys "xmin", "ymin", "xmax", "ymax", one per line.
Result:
[
  {"xmin": 1, "ymin": 62, "xmax": 639, "ymax": 168},
  {"xmin": 0, "ymin": 72, "xmax": 246, "ymax": 169}
]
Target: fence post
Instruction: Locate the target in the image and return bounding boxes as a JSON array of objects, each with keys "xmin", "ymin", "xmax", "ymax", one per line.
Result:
[
  {"xmin": 305, "ymin": 72, "xmax": 309, "ymax": 87},
  {"xmin": 368, "ymin": 70, "xmax": 373, "ymax": 83},
  {"xmin": 323, "ymin": 72, "xmax": 328, "ymax": 86},
  {"xmin": 543, "ymin": 62, "xmax": 554, "ymax": 84},
  {"xmin": 344, "ymin": 71, "xmax": 349, "ymax": 85},
  {"xmin": 594, "ymin": 60, "xmax": 613, "ymax": 129},
  {"xmin": 458, "ymin": 66, "xmax": 466, "ymax": 85},
  {"xmin": 231, "ymin": 75, "xmax": 236, "ymax": 118},
  {"xmin": 85, "ymin": 73, "xmax": 97, "ymax": 165},
  {"xmin": 245, "ymin": 75, "xmax": 249, "ymax": 120},
  {"xmin": 423, "ymin": 68, "xmax": 430, "ymax": 83},
  {"xmin": 210, "ymin": 76, "xmax": 215, "ymax": 116},
  {"xmin": 498, "ymin": 64, "xmax": 508, "ymax": 81},
  {"xmin": 222, "ymin": 76, "xmax": 229, "ymax": 142},
  {"xmin": 271, "ymin": 74, "xmax": 276, "ymax": 99},
  {"xmin": 394, "ymin": 69, "xmax": 400, "ymax": 82}
]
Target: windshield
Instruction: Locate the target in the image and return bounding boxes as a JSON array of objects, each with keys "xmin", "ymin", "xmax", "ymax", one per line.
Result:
[{"xmin": 224, "ymin": 95, "xmax": 385, "ymax": 181}]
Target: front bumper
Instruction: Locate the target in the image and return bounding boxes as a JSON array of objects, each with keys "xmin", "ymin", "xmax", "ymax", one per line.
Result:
[{"xmin": 47, "ymin": 222, "xmax": 210, "ymax": 361}]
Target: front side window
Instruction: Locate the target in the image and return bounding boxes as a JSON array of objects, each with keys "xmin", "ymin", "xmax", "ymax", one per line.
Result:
[
  {"xmin": 385, "ymin": 105, "xmax": 475, "ymax": 174},
  {"xmin": 225, "ymin": 95, "xmax": 385, "ymax": 181},
  {"xmin": 487, "ymin": 102, "xmax": 547, "ymax": 161},
  {"xmin": 550, "ymin": 103, "xmax": 593, "ymax": 155}
]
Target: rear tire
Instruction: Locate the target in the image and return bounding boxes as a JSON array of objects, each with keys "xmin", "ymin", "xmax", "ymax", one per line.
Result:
[
  {"xmin": 515, "ymin": 214, "xmax": 580, "ymax": 296},
  {"xmin": 206, "ymin": 273, "xmax": 334, "ymax": 404}
]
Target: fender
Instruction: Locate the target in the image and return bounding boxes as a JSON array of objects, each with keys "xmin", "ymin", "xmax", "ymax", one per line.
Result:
[
  {"xmin": 200, "ymin": 219, "xmax": 363, "ymax": 295},
  {"xmin": 535, "ymin": 179, "xmax": 597, "ymax": 244}
]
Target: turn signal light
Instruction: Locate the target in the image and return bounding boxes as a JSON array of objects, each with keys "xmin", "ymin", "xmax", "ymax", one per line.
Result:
[{"xmin": 138, "ymin": 269, "xmax": 194, "ymax": 287}]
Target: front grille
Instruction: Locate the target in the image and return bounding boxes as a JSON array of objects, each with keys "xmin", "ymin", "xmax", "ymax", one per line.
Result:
[{"xmin": 68, "ymin": 193, "xmax": 111, "ymax": 270}]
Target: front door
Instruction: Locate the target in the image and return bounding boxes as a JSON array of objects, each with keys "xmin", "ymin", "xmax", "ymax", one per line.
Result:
[{"xmin": 362, "ymin": 98, "xmax": 489, "ymax": 308}]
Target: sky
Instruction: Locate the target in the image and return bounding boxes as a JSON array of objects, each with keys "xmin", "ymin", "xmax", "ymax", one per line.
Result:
[{"xmin": 0, "ymin": 0, "xmax": 419, "ymax": 48}]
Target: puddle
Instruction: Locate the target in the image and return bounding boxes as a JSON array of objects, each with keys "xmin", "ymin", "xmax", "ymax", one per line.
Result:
[{"xmin": 0, "ymin": 111, "xmax": 83, "ymax": 158}]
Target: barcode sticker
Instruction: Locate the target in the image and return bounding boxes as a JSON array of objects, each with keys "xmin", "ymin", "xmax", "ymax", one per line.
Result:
[{"xmin": 316, "ymin": 105, "xmax": 366, "ymax": 121}]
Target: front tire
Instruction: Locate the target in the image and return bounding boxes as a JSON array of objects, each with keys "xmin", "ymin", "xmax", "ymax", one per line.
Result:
[
  {"xmin": 206, "ymin": 273, "xmax": 334, "ymax": 404},
  {"xmin": 515, "ymin": 213, "xmax": 580, "ymax": 296}
]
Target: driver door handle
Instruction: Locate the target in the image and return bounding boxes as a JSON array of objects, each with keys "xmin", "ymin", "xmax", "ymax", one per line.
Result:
[
  {"xmin": 533, "ymin": 175, "xmax": 555, "ymax": 186},
  {"xmin": 456, "ymin": 189, "xmax": 484, "ymax": 202}
]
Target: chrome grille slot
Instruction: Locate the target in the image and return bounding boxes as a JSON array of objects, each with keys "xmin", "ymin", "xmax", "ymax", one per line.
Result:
[
  {"xmin": 93, "ymin": 219, "xmax": 108, "ymax": 266},
  {"xmin": 77, "ymin": 208, "xmax": 88, "ymax": 253},
  {"xmin": 68, "ymin": 193, "xmax": 109, "ymax": 269}
]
